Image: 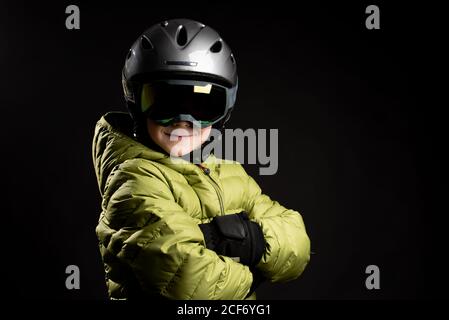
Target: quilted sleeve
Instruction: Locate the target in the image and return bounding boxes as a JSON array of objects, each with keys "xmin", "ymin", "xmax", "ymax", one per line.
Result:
[{"xmin": 243, "ymin": 169, "xmax": 311, "ymax": 283}]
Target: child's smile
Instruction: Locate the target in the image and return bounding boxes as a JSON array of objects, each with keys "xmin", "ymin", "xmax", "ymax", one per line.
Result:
[{"xmin": 147, "ymin": 118, "xmax": 212, "ymax": 157}]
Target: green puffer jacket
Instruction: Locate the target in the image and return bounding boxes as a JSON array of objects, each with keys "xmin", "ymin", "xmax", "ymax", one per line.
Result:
[{"xmin": 92, "ymin": 111, "xmax": 311, "ymax": 300}]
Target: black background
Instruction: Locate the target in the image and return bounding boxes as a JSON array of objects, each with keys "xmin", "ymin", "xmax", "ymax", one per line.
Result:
[{"xmin": 1, "ymin": 1, "xmax": 445, "ymax": 300}]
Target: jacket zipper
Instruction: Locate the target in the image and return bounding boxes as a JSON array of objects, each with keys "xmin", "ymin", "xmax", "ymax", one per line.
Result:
[{"xmin": 197, "ymin": 164, "xmax": 225, "ymax": 216}]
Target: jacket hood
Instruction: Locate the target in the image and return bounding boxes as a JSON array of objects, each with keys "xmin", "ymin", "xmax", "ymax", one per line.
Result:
[{"xmin": 92, "ymin": 111, "xmax": 218, "ymax": 196}]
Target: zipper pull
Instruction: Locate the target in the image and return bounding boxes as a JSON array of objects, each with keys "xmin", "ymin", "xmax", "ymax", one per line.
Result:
[{"xmin": 196, "ymin": 163, "xmax": 210, "ymax": 175}]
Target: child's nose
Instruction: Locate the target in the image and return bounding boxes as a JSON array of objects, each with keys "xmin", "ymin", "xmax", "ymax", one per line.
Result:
[{"xmin": 172, "ymin": 121, "xmax": 192, "ymax": 128}]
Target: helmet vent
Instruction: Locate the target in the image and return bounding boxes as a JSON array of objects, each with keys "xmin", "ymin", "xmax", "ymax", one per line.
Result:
[
  {"xmin": 141, "ymin": 35, "xmax": 154, "ymax": 50},
  {"xmin": 126, "ymin": 49, "xmax": 132, "ymax": 60},
  {"xmin": 176, "ymin": 25, "xmax": 188, "ymax": 46},
  {"xmin": 210, "ymin": 40, "xmax": 223, "ymax": 53},
  {"xmin": 230, "ymin": 53, "xmax": 236, "ymax": 64}
]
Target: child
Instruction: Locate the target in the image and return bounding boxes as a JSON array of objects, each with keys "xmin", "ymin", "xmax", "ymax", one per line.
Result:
[{"xmin": 92, "ymin": 18, "xmax": 310, "ymax": 300}]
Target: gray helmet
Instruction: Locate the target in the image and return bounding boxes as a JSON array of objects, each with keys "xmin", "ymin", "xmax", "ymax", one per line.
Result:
[{"xmin": 122, "ymin": 18, "xmax": 238, "ymax": 132}]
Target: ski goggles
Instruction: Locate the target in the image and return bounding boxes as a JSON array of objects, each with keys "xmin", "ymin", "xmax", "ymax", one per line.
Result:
[{"xmin": 140, "ymin": 79, "xmax": 235, "ymax": 127}]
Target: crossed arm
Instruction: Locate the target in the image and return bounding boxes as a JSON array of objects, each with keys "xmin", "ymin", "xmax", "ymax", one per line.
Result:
[{"xmin": 96, "ymin": 159, "xmax": 310, "ymax": 299}]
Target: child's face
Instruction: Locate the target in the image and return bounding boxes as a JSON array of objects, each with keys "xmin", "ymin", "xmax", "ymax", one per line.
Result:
[{"xmin": 146, "ymin": 118, "xmax": 212, "ymax": 157}]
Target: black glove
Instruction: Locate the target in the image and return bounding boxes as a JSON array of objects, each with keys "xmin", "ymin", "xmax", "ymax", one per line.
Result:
[{"xmin": 199, "ymin": 212, "xmax": 266, "ymax": 267}]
